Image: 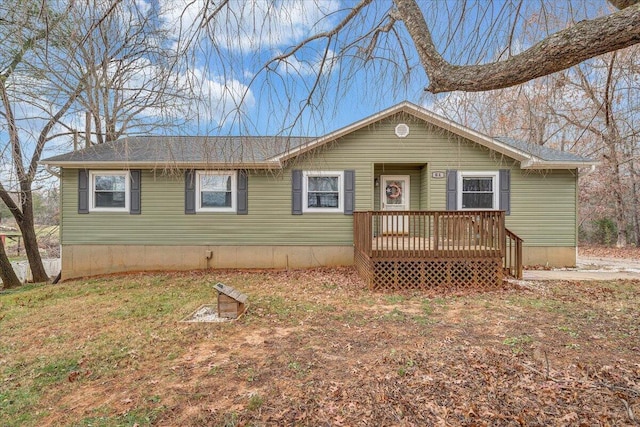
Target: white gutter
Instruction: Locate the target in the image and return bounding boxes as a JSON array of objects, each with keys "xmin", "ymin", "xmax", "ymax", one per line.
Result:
[
  {"xmin": 521, "ymin": 159, "xmax": 600, "ymax": 170},
  {"xmin": 38, "ymin": 160, "xmax": 283, "ymax": 170}
]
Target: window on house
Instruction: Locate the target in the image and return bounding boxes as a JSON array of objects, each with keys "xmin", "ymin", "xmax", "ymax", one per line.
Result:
[
  {"xmin": 458, "ymin": 171, "xmax": 498, "ymax": 210},
  {"xmin": 196, "ymin": 171, "xmax": 236, "ymax": 212},
  {"xmin": 303, "ymin": 171, "xmax": 343, "ymax": 212},
  {"xmin": 90, "ymin": 171, "xmax": 129, "ymax": 211}
]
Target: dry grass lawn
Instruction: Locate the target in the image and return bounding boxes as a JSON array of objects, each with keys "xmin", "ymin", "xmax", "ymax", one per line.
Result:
[{"xmin": 1, "ymin": 268, "xmax": 639, "ymax": 426}]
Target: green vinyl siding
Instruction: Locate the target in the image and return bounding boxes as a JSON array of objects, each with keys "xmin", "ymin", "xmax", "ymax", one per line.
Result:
[
  {"xmin": 507, "ymin": 169, "xmax": 577, "ymax": 246},
  {"xmin": 60, "ymin": 113, "xmax": 577, "ymax": 247},
  {"xmin": 61, "ymin": 169, "xmax": 353, "ymax": 246},
  {"xmin": 373, "ymin": 166, "xmax": 423, "ymax": 210},
  {"xmin": 419, "ymin": 165, "xmax": 429, "ymax": 210}
]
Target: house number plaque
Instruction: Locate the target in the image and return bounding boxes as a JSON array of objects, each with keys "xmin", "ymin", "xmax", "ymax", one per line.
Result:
[{"xmin": 431, "ymin": 171, "xmax": 445, "ymax": 179}]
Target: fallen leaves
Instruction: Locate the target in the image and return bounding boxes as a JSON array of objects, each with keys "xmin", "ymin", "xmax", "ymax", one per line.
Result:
[
  {"xmin": 580, "ymin": 244, "xmax": 640, "ymax": 259},
  {"xmin": 3, "ymin": 269, "xmax": 640, "ymax": 426}
]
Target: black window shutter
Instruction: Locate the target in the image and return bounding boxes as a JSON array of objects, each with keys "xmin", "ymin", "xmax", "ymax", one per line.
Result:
[
  {"xmin": 237, "ymin": 170, "xmax": 248, "ymax": 215},
  {"xmin": 78, "ymin": 169, "xmax": 89, "ymax": 214},
  {"xmin": 292, "ymin": 170, "xmax": 303, "ymax": 215},
  {"xmin": 344, "ymin": 170, "xmax": 355, "ymax": 215},
  {"xmin": 185, "ymin": 169, "xmax": 196, "ymax": 214},
  {"xmin": 446, "ymin": 169, "xmax": 457, "ymax": 211},
  {"xmin": 499, "ymin": 169, "xmax": 511, "ymax": 215},
  {"xmin": 130, "ymin": 170, "xmax": 141, "ymax": 214}
]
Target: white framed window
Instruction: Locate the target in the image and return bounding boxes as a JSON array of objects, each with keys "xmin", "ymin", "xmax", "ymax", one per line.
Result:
[
  {"xmin": 196, "ymin": 171, "xmax": 236, "ymax": 212},
  {"xmin": 457, "ymin": 171, "xmax": 499, "ymax": 210},
  {"xmin": 303, "ymin": 171, "xmax": 344, "ymax": 213},
  {"xmin": 89, "ymin": 171, "xmax": 130, "ymax": 212}
]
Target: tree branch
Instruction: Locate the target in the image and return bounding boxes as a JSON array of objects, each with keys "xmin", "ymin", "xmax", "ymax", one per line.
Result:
[
  {"xmin": 1, "ymin": 1, "xmax": 76, "ymax": 80},
  {"xmin": 28, "ymin": 81, "xmax": 85, "ymax": 182},
  {"xmin": 0, "ymin": 80, "xmax": 27, "ymax": 183},
  {"xmin": 394, "ymin": 0, "xmax": 640, "ymax": 93},
  {"xmin": 265, "ymin": 0, "xmax": 374, "ymax": 67}
]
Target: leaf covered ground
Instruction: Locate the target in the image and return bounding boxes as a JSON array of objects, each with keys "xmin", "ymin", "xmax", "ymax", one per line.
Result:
[
  {"xmin": 580, "ymin": 244, "xmax": 640, "ymax": 260},
  {"xmin": 1, "ymin": 269, "xmax": 639, "ymax": 426}
]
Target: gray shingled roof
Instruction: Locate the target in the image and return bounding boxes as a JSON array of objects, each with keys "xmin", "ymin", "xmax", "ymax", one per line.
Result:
[
  {"xmin": 42, "ymin": 136, "xmax": 312, "ymax": 166},
  {"xmin": 494, "ymin": 136, "xmax": 592, "ymax": 163},
  {"xmin": 41, "ymin": 104, "xmax": 596, "ymax": 169}
]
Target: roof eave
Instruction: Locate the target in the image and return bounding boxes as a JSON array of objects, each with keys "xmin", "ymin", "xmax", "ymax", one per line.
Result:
[
  {"xmin": 38, "ymin": 160, "xmax": 283, "ymax": 170},
  {"xmin": 521, "ymin": 159, "xmax": 600, "ymax": 169}
]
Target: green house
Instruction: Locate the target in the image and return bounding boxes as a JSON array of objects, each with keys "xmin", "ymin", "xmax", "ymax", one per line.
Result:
[{"xmin": 42, "ymin": 102, "xmax": 596, "ymax": 287}]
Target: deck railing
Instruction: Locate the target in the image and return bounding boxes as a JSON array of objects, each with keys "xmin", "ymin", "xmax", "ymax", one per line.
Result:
[
  {"xmin": 504, "ymin": 228, "xmax": 523, "ymax": 279},
  {"xmin": 353, "ymin": 210, "xmax": 506, "ymax": 259}
]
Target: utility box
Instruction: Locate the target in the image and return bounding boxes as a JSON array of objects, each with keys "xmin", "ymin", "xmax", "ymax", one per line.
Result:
[{"xmin": 215, "ymin": 283, "xmax": 248, "ymax": 319}]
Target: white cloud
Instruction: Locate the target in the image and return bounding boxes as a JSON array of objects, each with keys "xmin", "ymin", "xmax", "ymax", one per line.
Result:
[
  {"xmin": 179, "ymin": 67, "xmax": 255, "ymax": 127},
  {"xmin": 160, "ymin": 0, "xmax": 341, "ymax": 53},
  {"xmin": 96, "ymin": 60, "xmax": 255, "ymax": 129}
]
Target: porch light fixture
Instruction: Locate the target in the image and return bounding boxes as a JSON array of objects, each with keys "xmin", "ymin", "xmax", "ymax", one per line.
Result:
[{"xmin": 395, "ymin": 123, "xmax": 410, "ymax": 138}]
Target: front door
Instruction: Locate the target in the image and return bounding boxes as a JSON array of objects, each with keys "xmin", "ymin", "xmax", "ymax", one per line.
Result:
[{"xmin": 380, "ymin": 175, "xmax": 410, "ymax": 234}]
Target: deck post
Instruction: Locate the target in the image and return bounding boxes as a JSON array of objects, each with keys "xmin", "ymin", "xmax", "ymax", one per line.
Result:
[{"xmin": 433, "ymin": 211, "xmax": 439, "ymax": 252}]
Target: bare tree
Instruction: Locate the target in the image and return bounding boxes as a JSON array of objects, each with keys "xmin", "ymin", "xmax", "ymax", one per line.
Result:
[
  {"xmin": 0, "ymin": 0, "xmax": 189, "ymax": 287},
  {"xmin": 181, "ymin": 0, "xmax": 640, "ymax": 136},
  {"xmin": 555, "ymin": 51, "xmax": 639, "ymax": 247},
  {"xmin": 431, "ymin": 46, "xmax": 640, "ymax": 248},
  {"xmin": 0, "ymin": 0, "xmax": 80, "ymax": 287},
  {"xmin": 196, "ymin": 0, "xmax": 640, "ymax": 93},
  {"xmin": 62, "ymin": 0, "xmax": 189, "ymax": 145}
]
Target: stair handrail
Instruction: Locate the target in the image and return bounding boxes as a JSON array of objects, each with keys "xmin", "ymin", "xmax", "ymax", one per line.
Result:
[{"xmin": 504, "ymin": 228, "xmax": 523, "ymax": 279}]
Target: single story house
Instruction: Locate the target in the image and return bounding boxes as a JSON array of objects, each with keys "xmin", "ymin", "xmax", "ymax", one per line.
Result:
[{"xmin": 42, "ymin": 102, "xmax": 596, "ymax": 289}]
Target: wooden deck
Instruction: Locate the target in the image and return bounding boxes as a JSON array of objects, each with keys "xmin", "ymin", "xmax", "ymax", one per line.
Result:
[
  {"xmin": 353, "ymin": 211, "xmax": 523, "ymax": 291},
  {"xmin": 371, "ymin": 236, "xmax": 502, "ymax": 257}
]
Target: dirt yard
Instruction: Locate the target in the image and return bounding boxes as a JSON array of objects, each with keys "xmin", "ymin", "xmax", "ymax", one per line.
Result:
[{"xmin": 1, "ymin": 264, "xmax": 639, "ymax": 425}]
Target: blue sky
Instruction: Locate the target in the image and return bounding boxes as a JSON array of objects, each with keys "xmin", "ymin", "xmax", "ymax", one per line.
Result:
[
  {"xmin": 160, "ymin": 0, "xmax": 423, "ymax": 136},
  {"xmin": 4, "ymin": 0, "xmax": 613, "ymax": 165},
  {"xmin": 162, "ymin": 0, "xmax": 608, "ymax": 137}
]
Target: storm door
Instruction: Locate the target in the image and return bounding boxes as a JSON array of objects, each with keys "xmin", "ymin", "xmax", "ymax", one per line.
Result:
[{"xmin": 380, "ymin": 175, "xmax": 410, "ymax": 234}]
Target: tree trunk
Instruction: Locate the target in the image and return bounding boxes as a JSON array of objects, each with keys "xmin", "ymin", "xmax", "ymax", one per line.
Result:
[
  {"xmin": 0, "ymin": 238, "xmax": 22, "ymax": 289},
  {"xmin": 633, "ymin": 181, "xmax": 640, "ymax": 245},
  {"xmin": 624, "ymin": 136, "xmax": 640, "ymax": 245},
  {"xmin": 630, "ymin": 163, "xmax": 640, "ymax": 245},
  {"xmin": 608, "ymin": 153, "xmax": 628, "ymax": 248},
  {"xmin": 18, "ymin": 193, "xmax": 49, "ymax": 283}
]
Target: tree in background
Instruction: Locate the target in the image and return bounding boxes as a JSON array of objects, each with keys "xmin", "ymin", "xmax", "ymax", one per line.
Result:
[
  {"xmin": 63, "ymin": 0, "xmax": 189, "ymax": 145},
  {"xmin": 549, "ymin": 50, "xmax": 639, "ymax": 247},
  {"xmin": 0, "ymin": 1, "xmax": 188, "ymax": 288},
  {"xmin": 430, "ymin": 45, "xmax": 640, "ymax": 247},
  {"xmin": 0, "ymin": 1, "xmax": 79, "ymax": 287}
]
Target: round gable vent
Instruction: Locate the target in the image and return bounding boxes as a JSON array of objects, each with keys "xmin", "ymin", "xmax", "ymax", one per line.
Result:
[{"xmin": 395, "ymin": 123, "xmax": 410, "ymax": 138}]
